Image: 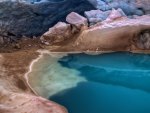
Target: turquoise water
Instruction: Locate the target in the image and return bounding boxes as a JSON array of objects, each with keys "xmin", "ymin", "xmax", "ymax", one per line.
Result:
[{"xmin": 47, "ymin": 52, "xmax": 150, "ymax": 113}]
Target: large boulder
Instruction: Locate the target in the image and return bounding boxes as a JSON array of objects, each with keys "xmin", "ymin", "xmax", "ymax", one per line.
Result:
[
  {"xmin": 40, "ymin": 22, "xmax": 72, "ymax": 44},
  {"xmin": 66, "ymin": 12, "xmax": 88, "ymax": 28}
]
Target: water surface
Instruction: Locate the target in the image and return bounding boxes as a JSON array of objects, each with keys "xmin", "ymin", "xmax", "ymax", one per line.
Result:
[{"xmin": 28, "ymin": 52, "xmax": 150, "ymax": 113}]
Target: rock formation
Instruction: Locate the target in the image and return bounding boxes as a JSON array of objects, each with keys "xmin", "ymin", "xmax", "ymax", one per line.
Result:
[
  {"xmin": 41, "ymin": 13, "xmax": 150, "ymax": 53},
  {"xmin": 40, "ymin": 22, "xmax": 72, "ymax": 45},
  {"xmin": 84, "ymin": 8, "xmax": 126, "ymax": 25},
  {"xmin": 74, "ymin": 15, "xmax": 150, "ymax": 52}
]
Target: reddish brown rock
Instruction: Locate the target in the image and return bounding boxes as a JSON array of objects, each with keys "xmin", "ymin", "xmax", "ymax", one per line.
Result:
[
  {"xmin": 73, "ymin": 15, "xmax": 150, "ymax": 52},
  {"xmin": 40, "ymin": 22, "xmax": 72, "ymax": 45},
  {"xmin": 66, "ymin": 12, "xmax": 88, "ymax": 28}
]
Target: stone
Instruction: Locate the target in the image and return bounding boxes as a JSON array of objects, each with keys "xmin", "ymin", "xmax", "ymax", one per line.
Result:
[
  {"xmin": 84, "ymin": 10, "xmax": 111, "ymax": 25},
  {"xmin": 88, "ymin": 0, "xmax": 150, "ymax": 15},
  {"xmin": 40, "ymin": 22, "xmax": 72, "ymax": 44},
  {"xmin": 105, "ymin": 8, "xmax": 126, "ymax": 21},
  {"xmin": 66, "ymin": 12, "xmax": 88, "ymax": 28}
]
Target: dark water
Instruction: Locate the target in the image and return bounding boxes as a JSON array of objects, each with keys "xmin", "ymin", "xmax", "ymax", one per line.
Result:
[{"xmin": 49, "ymin": 52, "xmax": 150, "ymax": 113}]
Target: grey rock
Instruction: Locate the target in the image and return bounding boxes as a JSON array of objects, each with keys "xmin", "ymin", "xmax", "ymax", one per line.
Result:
[{"xmin": 88, "ymin": 0, "xmax": 150, "ymax": 16}]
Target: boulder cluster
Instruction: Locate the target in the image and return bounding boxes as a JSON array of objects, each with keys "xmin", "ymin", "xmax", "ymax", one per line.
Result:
[
  {"xmin": 40, "ymin": 8, "xmax": 127, "ymax": 44},
  {"xmin": 88, "ymin": 0, "xmax": 150, "ymax": 15}
]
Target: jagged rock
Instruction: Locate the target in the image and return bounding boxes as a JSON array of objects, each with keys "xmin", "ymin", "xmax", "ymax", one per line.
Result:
[
  {"xmin": 66, "ymin": 12, "xmax": 88, "ymax": 28},
  {"xmin": 40, "ymin": 22, "xmax": 72, "ymax": 44}
]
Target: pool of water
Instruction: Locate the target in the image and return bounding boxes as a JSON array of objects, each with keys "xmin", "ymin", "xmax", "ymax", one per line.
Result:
[{"xmin": 28, "ymin": 52, "xmax": 150, "ymax": 113}]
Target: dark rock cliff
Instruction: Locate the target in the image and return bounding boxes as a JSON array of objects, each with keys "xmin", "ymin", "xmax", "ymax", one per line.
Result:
[{"xmin": 0, "ymin": 0, "xmax": 95, "ymax": 37}]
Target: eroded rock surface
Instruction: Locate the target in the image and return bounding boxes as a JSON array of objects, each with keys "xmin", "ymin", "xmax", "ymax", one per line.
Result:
[{"xmin": 74, "ymin": 15, "xmax": 150, "ymax": 52}]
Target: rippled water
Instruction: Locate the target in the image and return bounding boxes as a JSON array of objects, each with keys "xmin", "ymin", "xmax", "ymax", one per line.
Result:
[{"xmin": 28, "ymin": 52, "xmax": 150, "ymax": 113}]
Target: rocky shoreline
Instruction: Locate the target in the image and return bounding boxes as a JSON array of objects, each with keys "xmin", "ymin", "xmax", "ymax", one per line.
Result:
[{"xmin": 0, "ymin": 0, "xmax": 150, "ymax": 113}]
